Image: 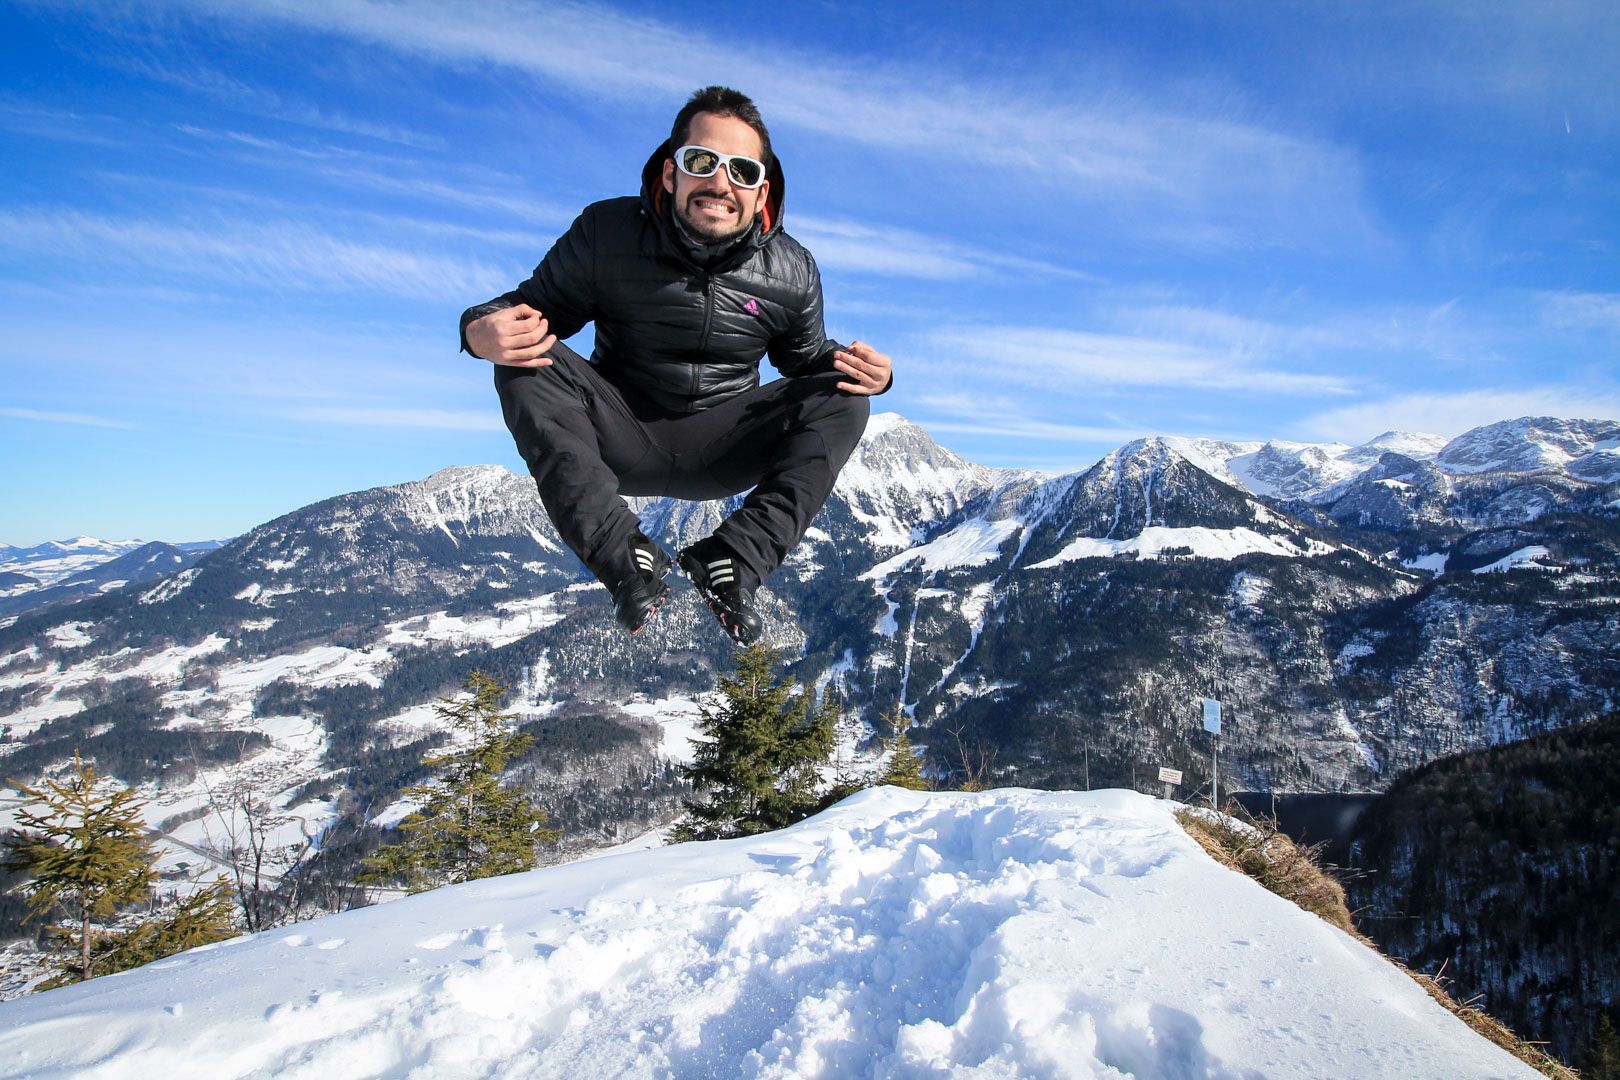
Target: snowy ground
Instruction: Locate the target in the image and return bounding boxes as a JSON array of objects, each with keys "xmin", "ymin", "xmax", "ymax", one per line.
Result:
[
  {"xmin": 0, "ymin": 788, "xmax": 1536, "ymax": 1079},
  {"xmin": 1030, "ymin": 526, "xmax": 1327, "ymax": 568},
  {"xmin": 1473, "ymin": 546, "xmax": 1558, "ymax": 575},
  {"xmin": 619, "ymin": 696, "xmax": 705, "ymax": 766}
]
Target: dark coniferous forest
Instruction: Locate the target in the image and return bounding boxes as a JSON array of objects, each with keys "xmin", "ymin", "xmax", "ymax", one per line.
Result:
[{"xmin": 1349, "ymin": 711, "xmax": 1620, "ymax": 1062}]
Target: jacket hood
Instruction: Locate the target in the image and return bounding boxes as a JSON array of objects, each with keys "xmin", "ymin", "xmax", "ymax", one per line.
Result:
[{"xmin": 639, "ymin": 139, "xmax": 785, "ymax": 245}]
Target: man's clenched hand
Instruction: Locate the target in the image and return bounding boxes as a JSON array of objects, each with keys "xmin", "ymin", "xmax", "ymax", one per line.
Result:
[
  {"xmin": 832, "ymin": 341, "xmax": 892, "ymax": 395},
  {"xmin": 466, "ymin": 303, "xmax": 558, "ymax": 367}
]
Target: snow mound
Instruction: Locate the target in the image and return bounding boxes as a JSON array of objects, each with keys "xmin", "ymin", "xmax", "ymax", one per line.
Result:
[{"xmin": 0, "ymin": 789, "xmax": 1534, "ymax": 1079}]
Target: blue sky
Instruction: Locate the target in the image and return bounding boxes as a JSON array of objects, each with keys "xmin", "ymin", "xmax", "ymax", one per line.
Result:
[{"xmin": 2, "ymin": 0, "xmax": 1617, "ymax": 545}]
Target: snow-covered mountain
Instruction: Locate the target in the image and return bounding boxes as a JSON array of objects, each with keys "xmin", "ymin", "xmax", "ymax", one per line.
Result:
[
  {"xmin": 0, "ymin": 537, "xmax": 226, "ymax": 619},
  {"xmin": 1159, "ymin": 420, "xmax": 1616, "ymax": 510},
  {"xmin": 0, "ymin": 536, "xmax": 148, "ymax": 591},
  {"xmin": 0, "ymin": 541, "xmax": 215, "ymax": 618},
  {"xmin": 1436, "ymin": 416, "xmax": 1620, "ymax": 477},
  {"xmin": 0, "ymin": 788, "xmax": 1542, "ymax": 1079},
  {"xmin": 1, "ymin": 411, "xmax": 1616, "ymax": 867},
  {"xmin": 1164, "ymin": 430, "xmax": 1450, "ymax": 503}
]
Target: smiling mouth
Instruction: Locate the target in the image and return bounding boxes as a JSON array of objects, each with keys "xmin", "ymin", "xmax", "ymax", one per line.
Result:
[{"xmin": 690, "ymin": 194, "xmax": 736, "ymax": 216}]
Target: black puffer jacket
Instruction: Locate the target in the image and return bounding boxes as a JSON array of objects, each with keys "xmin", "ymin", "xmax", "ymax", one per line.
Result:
[{"xmin": 461, "ymin": 141, "xmax": 847, "ymax": 414}]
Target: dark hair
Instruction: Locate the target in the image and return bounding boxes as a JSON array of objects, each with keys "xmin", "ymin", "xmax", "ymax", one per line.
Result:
[{"xmin": 670, "ymin": 86, "xmax": 775, "ymax": 171}]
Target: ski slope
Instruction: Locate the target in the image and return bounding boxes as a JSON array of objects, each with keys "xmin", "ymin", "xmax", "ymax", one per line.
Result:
[{"xmin": 0, "ymin": 788, "xmax": 1536, "ymax": 1079}]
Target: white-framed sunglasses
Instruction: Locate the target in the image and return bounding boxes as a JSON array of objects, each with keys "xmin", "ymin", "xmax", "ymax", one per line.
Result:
[{"xmin": 672, "ymin": 144, "xmax": 767, "ymax": 189}]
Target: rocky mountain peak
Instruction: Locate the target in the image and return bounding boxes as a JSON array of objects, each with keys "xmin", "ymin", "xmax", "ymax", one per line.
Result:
[
  {"xmin": 1436, "ymin": 416, "xmax": 1620, "ymax": 475},
  {"xmin": 1037, "ymin": 436, "xmax": 1263, "ymax": 541},
  {"xmin": 830, "ymin": 412, "xmax": 1010, "ymax": 549},
  {"xmin": 1350, "ymin": 430, "xmax": 1447, "ymax": 464}
]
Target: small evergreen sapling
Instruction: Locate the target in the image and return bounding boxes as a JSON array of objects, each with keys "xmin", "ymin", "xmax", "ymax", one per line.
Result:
[
  {"xmin": 3, "ymin": 752, "xmax": 158, "ymax": 981},
  {"xmin": 876, "ymin": 707, "xmax": 929, "ymax": 791},
  {"xmin": 360, "ymin": 672, "xmax": 560, "ymax": 893},
  {"xmin": 1580, "ymin": 1010, "xmax": 1620, "ymax": 1080},
  {"xmin": 673, "ymin": 645, "xmax": 838, "ymax": 841},
  {"xmin": 2, "ymin": 752, "xmax": 236, "ymax": 985}
]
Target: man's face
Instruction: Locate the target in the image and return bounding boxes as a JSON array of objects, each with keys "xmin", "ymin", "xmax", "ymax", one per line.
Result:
[{"xmin": 662, "ymin": 111, "xmax": 770, "ymax": 243}]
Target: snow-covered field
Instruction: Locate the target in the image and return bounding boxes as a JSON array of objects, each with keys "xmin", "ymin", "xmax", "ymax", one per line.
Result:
[
  {"xmin": 619, "ymin": 696, "xmax": 705, "ymax": 766},
  {"xmin": 862, "ymin": 520, "xmax": 1023, "ymax": 581},
  {"xmin": 1030, "ymin": 526, "xmax": 1325, "ymax": 568},
  {"xmin": 0, "ymin": 789, "xmax": 1537, "ymax": 1079},
  {"xmin": 1473, "ymin": 546, "xmax": 1557, "ymax": 575}
]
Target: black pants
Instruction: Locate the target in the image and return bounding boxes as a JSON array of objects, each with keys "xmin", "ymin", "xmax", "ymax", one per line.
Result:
[{"xmin": 495, "ymin": 343, "xmax": 869, "ymax": 590}]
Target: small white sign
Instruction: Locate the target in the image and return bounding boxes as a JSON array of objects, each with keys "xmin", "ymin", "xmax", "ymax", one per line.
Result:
[
  {"xmin": 1158, "ymin": 767, "xmax": 1183, "ymax": 786},
  {"xmin": 1202, "ymin": 698, "xmax": 1222, "ymax": 734}
]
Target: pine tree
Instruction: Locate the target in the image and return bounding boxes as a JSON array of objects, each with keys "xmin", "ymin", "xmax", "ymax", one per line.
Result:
[
  {"xmin": 1582, "ymin": 1011, "xmax": 1620, "ymax": 1080},
  {"xmin": 877, "ymin": 706, "xmax": 929, "ymax": 791},
  {"xmin": 3, "ymin": 752, "xmax": 236, "ymax": 986},
  {"xmin": 3, "ymin": 753, "xmax": 159, "ymax": 982},
  {"xmin": 673, "ymin": 645, "xmax": 838, "ymax": 841},
  {"xmin": 359, "ymin": 672, "xmax": 559, "ymax": 893}
]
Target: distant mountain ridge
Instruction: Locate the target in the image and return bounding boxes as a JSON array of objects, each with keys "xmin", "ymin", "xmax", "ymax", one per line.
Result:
[
  {"xmin": 1, "ymin": 409, "xmax": 1615, "ymax": 819},
  {"xmin": 0, "ymin": 537, "xmax": 225, "ymax": 617},
  {"xmin": 0, "ymin": 536, "xmax": 149, "ymax": 590}
]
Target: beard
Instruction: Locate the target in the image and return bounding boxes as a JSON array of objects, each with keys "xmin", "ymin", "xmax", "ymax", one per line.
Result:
[{"xmin": 675, "ymin": 189, "xmax": 752, "ymax": 243}]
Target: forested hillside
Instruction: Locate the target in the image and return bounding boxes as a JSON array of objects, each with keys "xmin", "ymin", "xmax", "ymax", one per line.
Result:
[{"xmin": 1349, "ymin": 712, "xmax": 1620, "ymax": 1064}]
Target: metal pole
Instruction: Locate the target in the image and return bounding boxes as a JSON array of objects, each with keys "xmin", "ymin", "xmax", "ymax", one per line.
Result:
[{"xmin": 1211, "ymin": 738, "xmax": 1219, "ymax": 809}]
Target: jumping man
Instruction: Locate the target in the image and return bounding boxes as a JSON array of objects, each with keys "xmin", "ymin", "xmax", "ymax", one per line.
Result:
[{"xmin": 461, "ymin": 86, "xmax": 892, "ymax": 645}]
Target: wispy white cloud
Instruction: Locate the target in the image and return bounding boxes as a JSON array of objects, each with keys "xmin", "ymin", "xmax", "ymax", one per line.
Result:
[
  {"xmin": 173, "ymin": 122, "xmax": 357, "ymax": 160},
  {"xmin": 1299, "ymin": 387, "xmax": 1620, "ymax": 443},
  {"xmin": 0, "ymin": 208, "xmax": 509, "ymax": 299},
  {"xmin": 924, "ymin": 416, "xmax": 1144, "ymax": 447},
  {"xmin": 1107, "ymin": 297, "xmax": 1494, "ymax": 369},
  {"xmin": 318, "ymin": 167, "xmax": 574, "ymax": 226},
  {"xmin": 928, "ymin": 325, "xmax": 1355, "ymax": 396},
  {"xmin": 1539, "ymin": 290, "xmax": 1620, "ymax": 331},
  {"xmin": 1274, "ymin": 2, "xmax": 1620, "ymax": 136},
  {"xmin": 793, "ymin": 216, "xmax": 1094, "ymax": 283},
  {"xmin": 165, "ymin": 123, "xmax": 575, "ymax": 226},
  {"xmin": 0, "ymin": 96, "xmax": 130, "ymax": 148},
  {"xmin": 288, "ymin": 406, "xmax": 503, "ymax": 431},
  {"xmin": 109, "ymin": 51, "xmax": 441, "ymax": 148},
  {"xmin": 83, "ymin": 168, "xmax": 558, "ymax": 251},
  {"xmin": 0, "ymin": 308, "xmax": 479, "ymax": 410},
  {"xmin": 96, "ymin": 0, "xmax": 1380, "ymax": 253},
  {"xmin": 0, "ymin": 406, "xmax": 134, "ymax": 429},
  {"xmin": 915, "ymin": 391, "xmax": 1144, "ymax": 446}
]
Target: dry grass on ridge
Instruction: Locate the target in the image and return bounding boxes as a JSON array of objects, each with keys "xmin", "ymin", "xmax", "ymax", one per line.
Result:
[{"xmin": 1174, "ymin": 805, "xmax": 1579, "ymax": 1080}]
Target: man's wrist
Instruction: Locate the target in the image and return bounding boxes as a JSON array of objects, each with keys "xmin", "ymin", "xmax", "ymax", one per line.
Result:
[{"xmin": 459, "ymin": 301, "xmax": 513, "ymax": 355}]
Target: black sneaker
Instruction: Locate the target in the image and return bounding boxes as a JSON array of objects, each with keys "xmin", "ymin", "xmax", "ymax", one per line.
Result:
[
  {"xmin": 613, "ymin": 532, "xmax": 671, "ymax": 634},
  {"xmin": 679, "ymin": 537, "xmax": 763, "ymax": 646}
]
